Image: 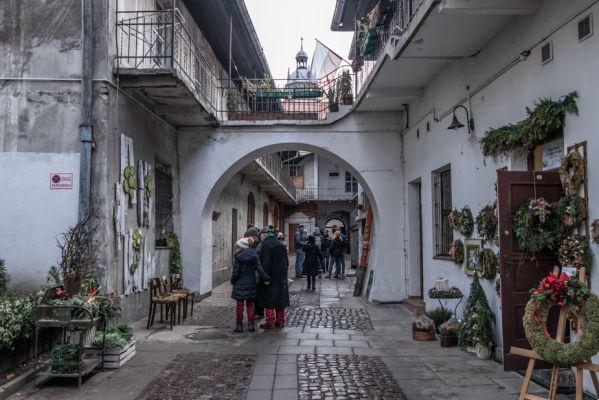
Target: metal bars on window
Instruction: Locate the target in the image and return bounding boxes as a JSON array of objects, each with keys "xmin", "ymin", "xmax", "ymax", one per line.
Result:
[
  {"xmin": 433, "ymin": 167, "xmax": 452, "ymax": 256},
  {"xmin": 154, "ymin": 164, "xmax": 173, "ymax": 241}
]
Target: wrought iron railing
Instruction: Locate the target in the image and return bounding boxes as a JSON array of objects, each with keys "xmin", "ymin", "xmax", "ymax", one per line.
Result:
[
  {"xmin": 296, "ymin": 187, "xmax": 358, "ymax": 202},
  {"xmin": 255, "ymin": 154, "xmax": 297, "ymax": 200},
  {"xmin": 115, "ymin": 9, "xmax": 220, "ymax": 116},
  {"xmin": 221, "ymin": 68, "xmax": 356, "ymax": 121},
  {"xmin": 354, "ymin": 0, "xmax": 423, "ymax": 96}
]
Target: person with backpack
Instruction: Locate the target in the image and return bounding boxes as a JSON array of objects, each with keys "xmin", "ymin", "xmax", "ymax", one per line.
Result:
[
  {"xmin": 312, "ymin": 229, "xmax": 324, "ymax": 278},
  {"xmin": 328, "ymin": 231, "xmax": 345, "ymax": 279},
  {"xmin": 302, "ymin": 235, "xmax": 322, "ymax": 290}
]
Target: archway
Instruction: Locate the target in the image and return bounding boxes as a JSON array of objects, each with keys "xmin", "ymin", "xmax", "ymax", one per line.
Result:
[{"xmin": 178, "ymin": 121, "xmax": 404, "ymax": 302}]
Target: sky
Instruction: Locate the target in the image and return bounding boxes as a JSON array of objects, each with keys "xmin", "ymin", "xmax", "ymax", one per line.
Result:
[{"xmin": 244, "ymin": 0, "xmax": 354, "ymax": 78}]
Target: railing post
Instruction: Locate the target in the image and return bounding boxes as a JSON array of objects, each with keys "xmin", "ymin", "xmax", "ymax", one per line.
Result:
[{"xmin": 171, "ymin": 0, "xmax": 176, "ymax": 68}]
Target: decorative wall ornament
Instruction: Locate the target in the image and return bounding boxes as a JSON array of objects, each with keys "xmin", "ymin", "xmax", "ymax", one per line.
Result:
[
  {"xmin": 475, "ymin": 202, "xmax": 498, "ymax": 242},
  {"xmin": 477, "ymin": 248, "xmax": 498, "ymax": 279},
  {"xmin": 558, "ymin": 235, "xmax": 592, "ymax": 271},
  {"xmin": 120, "ymin": 134, "xmax": 136, "ymax": 206},
  {"xmin": 123, "ymin": 229, "xmax": 144, "ymax": 294},
  {"xmin": 449, "ymin": 239, "xmax": 464, "ymax": 265},
  {"xmin": 554, "ymin": 195, "xmax": 587, "ymax": 234},
  {"xmin": 559, "ymin": 150, "xmax": 585, "ymax": 196},
  {"xmin": 449, "ymin": 206, "xmax": 474, "ymax": 237},
  {"xmin": 137, "ymin": 160, "xmax": 153, "ymax": 228},
  {"xmin": 512, "ymin": 198, "xmax": 560, "ymax": 253},
  {"xmin": 464, "ymin": 239, "xmax": 482, "ymax": 276}
]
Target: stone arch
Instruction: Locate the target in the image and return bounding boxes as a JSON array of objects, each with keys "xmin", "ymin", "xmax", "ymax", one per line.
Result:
[{"xmin": 178, "ymin": 120, "xmax": 404, "ymax": 302}]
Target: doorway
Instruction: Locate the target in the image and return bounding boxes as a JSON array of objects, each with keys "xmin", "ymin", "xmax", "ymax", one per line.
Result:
[
  {"xmin": 407, "ymin": 180, "xmax": 424, "ymax": 298},
  {"xmin": 288, "ymin": 223, "xmax": 299, "ymax": 253}
]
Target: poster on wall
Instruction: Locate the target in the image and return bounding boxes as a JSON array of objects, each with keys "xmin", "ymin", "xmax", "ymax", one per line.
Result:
[
  {"xmin": 50, "ymin": 173, "xmax": 73, "ymax": 189},
  {"xmin": 542, "ymin": 139, "xmax": 564, "ymax": 170}
]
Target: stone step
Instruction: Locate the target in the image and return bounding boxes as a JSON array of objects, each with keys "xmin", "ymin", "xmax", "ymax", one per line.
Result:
[{"xmin": 404, "ymin": 297, "xmax": 426, "ymax": 314}]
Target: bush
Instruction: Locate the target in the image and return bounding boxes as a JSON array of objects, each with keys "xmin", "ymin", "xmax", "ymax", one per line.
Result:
[
  {"xmin": 106, "ymin": 324, "xmax": 133, "ymax": 342},
  {"xmin": 0, "ymin": 259, "xmax": 9, "ymax": 296},
  {"xmin": 0, "ymin": 292, "xmax": 40, "ymax": 350},
  {"xmin": 50, "ymin": 344, "xmax": 80, "ymax": 374}
]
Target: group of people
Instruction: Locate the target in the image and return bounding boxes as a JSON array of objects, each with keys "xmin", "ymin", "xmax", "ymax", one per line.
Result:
[
  {"xmin": 229, "ymin": 225, "xmax": 289, "ymax": 333},
  {"xmin": 294, "ymin": 224, "xmax": 348, "ymax": 290}
]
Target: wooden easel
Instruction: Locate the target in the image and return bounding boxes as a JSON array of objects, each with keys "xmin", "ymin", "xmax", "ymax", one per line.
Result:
[{"xmin": 511, "ymin": 266, "xmax": 599, "ymax": 400}]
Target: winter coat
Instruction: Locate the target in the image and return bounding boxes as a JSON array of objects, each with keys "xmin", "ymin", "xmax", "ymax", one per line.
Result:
[
  {"xmin": 258, "ymin": 235, "xmax": 290, "ymax": 309},
  {"xmin": 302, "ymin": 243, "xmax": 322, "ymax": 276},
  {"xmin": 294, "ymin": 231, "xmax": 305, "ymax": 250},
  {"xmin": 329, "ymin": 237, "xmax": 345, "ymax": 258},
  {"xmin": 230, "ymin": 248, "xmax": 270, "ymax": 301},
  {"xmin": 322, "ymin": 237, "xmax": 332, "ymax": 256}
]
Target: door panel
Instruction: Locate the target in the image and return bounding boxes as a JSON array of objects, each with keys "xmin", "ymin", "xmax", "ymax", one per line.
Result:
[
  {"xmin": 288, "ymin": 224, "xmax": 298, "ymax": 253},
  {"xmin": 498, "ymin": 170, "xmax": 562, "ymax": 371}
]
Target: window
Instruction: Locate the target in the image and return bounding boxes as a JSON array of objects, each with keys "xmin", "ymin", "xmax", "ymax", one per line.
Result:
[
  {"xmin": 328, "ymin": 171, "xmax": 340, "ymax": 178},
  {"xmin": 541, "ymin": 41, "xmax": 553, "ymax": 65},
  {"xmin": 247, "ymin": 192, "xmax": 256, "ymax": 226},
  {"xmin": 155, "ymin": 163, "xmax": 173, "ymax": 245},
  {"xmin": 578, "ymin": 14, "xmax": 593, "ymax": 42},
  {"xmin": 432, "ymin": 166, "xmax": 452, "ymax": 257},
  {"xmin": 289, "ymin": 165, "xmax": 304, "ymax": 177},
  {"xmin": 345, "ymin": 172, "xmax": 358, "ymax": 193},
  {"xmin": 262, "ymin": 202, "xmax": 269, "ymax": 227}
]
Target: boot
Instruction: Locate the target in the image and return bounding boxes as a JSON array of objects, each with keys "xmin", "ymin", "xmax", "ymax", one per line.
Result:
[
  {"xmin": 248, "ymin": 323, "xmax": 255, "ymax": 332},
  {"xmin": 234, "ymin": 324, "xmax": 243, "ymax": 333},
  {"xmin": 259, "ymin": 322, "xmax": 275, "ymax": 329}
]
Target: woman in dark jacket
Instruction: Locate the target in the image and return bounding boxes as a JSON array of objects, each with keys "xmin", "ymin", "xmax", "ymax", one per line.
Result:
[
  {"xmin": 328, "ymin": 231, "xmax": 345, "ymax": 279},
  {"xmin": 302, "ymin": 236, "xmax": 322, "ymax": 290},
  {"xmin": 231, "ymin": 238, "xmax": 270, "ymax": 333},
  {"xmin": 258, "ymin": 232, "xmax": 290, "ymax": 329}
]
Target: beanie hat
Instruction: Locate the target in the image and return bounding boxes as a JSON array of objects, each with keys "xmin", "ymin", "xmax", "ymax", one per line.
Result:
[
  {"xmin": 245, "ymin": 227, "xmax": 260, "ymax": 238},
  {"xmin": 236, "ymin": 237, "xmax": 254, "ymax": 249}
]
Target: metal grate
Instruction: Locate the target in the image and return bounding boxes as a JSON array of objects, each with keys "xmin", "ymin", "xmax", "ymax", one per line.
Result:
[
  {"xmin": 433, "ymin": 167, "xmax": 452, "ymax": 256},
  {"xmin": 154, "ymin": 163, "xmax": 173, "ymax": 242}
]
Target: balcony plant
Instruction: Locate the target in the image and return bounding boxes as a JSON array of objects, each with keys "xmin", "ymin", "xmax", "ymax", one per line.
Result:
[
  {"xmin": 326, "ymin": 88, "xmax": 339, "ymax": 113},
  {"xmin": 226, "ymin": 89, "xmax": 238, "ymax": 114},
  {"xmin": 336, "ymin": 70, "xmax": 353, "ymax": 105},
  {"xmin": 412, "ymin": 313, "xmax": 435, "ymax": 341}
]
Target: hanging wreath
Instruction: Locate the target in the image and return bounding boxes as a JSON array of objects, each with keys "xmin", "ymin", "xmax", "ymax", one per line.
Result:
[
  {"xmin": 559, "ymin": 151, "xmax": 585, "ymax": 195},
  {"xmin": 558, "ymin": 235, "xmax": 592, "ymax": 271},
  {"xmin": 449, "ymin": 206, "xmax": 474, "ymax": 237},
  {"xmin": 477, "ymin": 248, "xmax": 498, "ymax": 279},
  {"xmin": 449, "ymin": 239, "xmax": 464, "ymax": 265},
  {"xmin": 513, "ymin": 198, "xmax": 560, "ymax": 253},
  {"xmin": 554, "ymin": 195, "xmax": 587, "ymax": 234},
  {"xmin": 476, "ymin": 202, "xmax": 498, "ymax": 241},
  {"xmin": 523, "ymin": 273, "xmax": 599, "ymax": 366}
]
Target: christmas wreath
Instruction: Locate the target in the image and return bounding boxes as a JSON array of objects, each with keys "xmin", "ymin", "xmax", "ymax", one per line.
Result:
[
  {"xmin": 477, "ymin": 248, "xmax": 498, "ymax": 279},
  {"xmin": 558, "ymin": 235, "xmax": 592, "ymax": 271},
  {"xmin": 428, "ymin": 286, "xmax": 463, "ymax": 299},
  {"xmin": 559, "ymin": 151, "xmax": 585, "ymax": 195},
  {"xmin": 523, "ymin": 273, "xmax": 599, "ymax": 366},
  {"xmin": 449, "ymin": 206, "xmax": 474, "ymax": 237},
  {"xmin": 513, "ymin": 198, "xmax": 560, "ymax": 253},
  {"xmin": 476, "ymin": 202, "xmax": 498, "ymax": 241},
  {"xmin": 554, "ymin": 195, "xmax": 587, "ymax": 234},
  {"xmin": 449, "ymin": 239, "xmax": 464, "ymax": 265}
]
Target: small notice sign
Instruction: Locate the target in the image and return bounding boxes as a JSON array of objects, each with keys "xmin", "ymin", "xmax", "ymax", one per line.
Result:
[{"xmin": 50, "ymin": 173, "xmax": 73, "ymax": 189}]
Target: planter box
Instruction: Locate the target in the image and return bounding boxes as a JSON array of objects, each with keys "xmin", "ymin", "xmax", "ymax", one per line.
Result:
[
  {"xmin": 440, "ymin": 335, "xmax": 458, "ymax": 347},
  {"xmin": 89, "ymin": 341, "xmax": 136, "ymax": 369},
  {"xmin": 412, "ymin": 330, "xmax": 435, "ymax": 341}
]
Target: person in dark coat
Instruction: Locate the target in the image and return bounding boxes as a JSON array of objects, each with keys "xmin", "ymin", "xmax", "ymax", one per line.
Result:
[
  {"xmin": 322, "ymin": 229, "xmax": 332, "ymax": 277},
  {"xmin": 258, "ymin": 232, "xmax": 290, "ymax": 329},
  {"xmin": 302, "ymin": 236, "xmax": 322, "ymax": 290},
  {"xmin": 231, "ymin": 238, "xmax": 270, "ymax": 333},
  {"xmin": 328, "ymin": 231, "xmax": 345, "ymax": 278},
  {"xmin": 245, "ymin": 226, "xmax": 265, "ymax": 319}
]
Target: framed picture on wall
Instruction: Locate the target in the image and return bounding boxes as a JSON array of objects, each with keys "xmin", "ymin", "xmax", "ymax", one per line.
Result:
[{"xmin": 465, "ymin": 239, "xmax": 483, "ymax": 276}]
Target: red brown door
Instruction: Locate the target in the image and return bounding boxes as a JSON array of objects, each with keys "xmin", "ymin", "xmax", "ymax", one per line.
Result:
[
  {"xmin": 498, "ymin": 170, "xmax": 562, "ymax": 370},
  {"xmin": 288, "ymin": 224, "xmax": 298, "ymax": 253}
]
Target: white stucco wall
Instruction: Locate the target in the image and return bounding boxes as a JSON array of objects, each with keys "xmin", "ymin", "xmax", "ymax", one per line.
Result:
[{"xmin": 0, "ymin": 152, "xmax": 80, "ymax": 291}]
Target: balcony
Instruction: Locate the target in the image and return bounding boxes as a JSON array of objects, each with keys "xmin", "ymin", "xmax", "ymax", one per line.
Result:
[
  {"xmin": 296, "ymin": 187, "xmax": 358, "ymax": 202},
  {"xmin": 348, "ymin": 0, "xmax": 542, "ymax": 111},
  {"xmin": 115, "ymin": 9, "xmax": 219, "ymax": 127},
  {"xmin": 240, "ymin": 154, "xmax": 297, "ymax": 205}
]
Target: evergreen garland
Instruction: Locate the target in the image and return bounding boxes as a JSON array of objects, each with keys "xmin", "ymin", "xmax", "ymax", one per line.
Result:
[
  {"xmin": 475, "ymin": 202, "xmax": 498, "ymax": 241},
  {"xmin": 449, "ymin": 206, "xmax": 474, "ymax": 237},
  {"xmin": 554, "ymin": 195, "xmax": 587, "ymax": 235},
  {"xmin": 558, "ymin": 235, "xmax": 593, "ymax": 271},
  {"xmin": 449, "ymin": 239, "xmax": 464, "ymax": 265},
  {"xmin": 512, "ymin": 198, "xmax": 561, "ymax": 253},
  {"xmin": 480, "ymin": 92, "xmax": 578, "ymax": 159},
  {"xmin": 478, "ymin": 248, "xmax": 498, "ymax": 280},
  {"xmin": 458, "ymin": 274, "xmax": 495, "ymax": 349}
]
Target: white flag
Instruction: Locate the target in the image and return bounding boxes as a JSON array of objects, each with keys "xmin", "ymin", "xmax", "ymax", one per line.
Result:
[{"xmin": 310, "ymin": 39, "xmax": 343, "ymax": 80}]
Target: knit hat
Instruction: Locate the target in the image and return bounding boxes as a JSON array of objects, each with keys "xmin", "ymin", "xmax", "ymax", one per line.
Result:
[
  {"xmin": 236, "ymin": 237, "xmax": 254, "ymax": 249},
  {"xmin": 245, "ymin": 227, "xmax": 260, "ymax": 238},
  {"xmin": 307, "ymin": 235, "xmax": 316, "ymax": 243},
  {"xmin": 260, "ymin": 227, "xmax": 271, "ymax": 234}
]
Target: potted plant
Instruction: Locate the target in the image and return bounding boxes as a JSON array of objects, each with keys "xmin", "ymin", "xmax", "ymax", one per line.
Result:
[
  {"xmin": 458, "ymin": 274, "xmax": 495, "ymax": 359},
  {"xmin": 439, "ymin": 318, "xmax": 461, "ymax": 347},
  {"xmin": 327, "ymin": 88, "xmax": 339, "ymax": 112},
  {"xmin": 412, "ymin": 314, "xmax": 435, "ymax": 341},
  {"xmin": 426, "ymin": 307, "xmax": 452, "ymax": 333},
  {"xmin": 336, "ymin": 70, "xmax": 353, "ymax": 105},
  {"xmin": 90, "ymin": 324, "xmax": 136, "ymax": 368}
]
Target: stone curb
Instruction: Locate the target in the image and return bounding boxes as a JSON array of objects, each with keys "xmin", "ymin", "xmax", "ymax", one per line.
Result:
[{"xmin": 0, "ymin": 369, "xmax": 36, "ymax": 400}]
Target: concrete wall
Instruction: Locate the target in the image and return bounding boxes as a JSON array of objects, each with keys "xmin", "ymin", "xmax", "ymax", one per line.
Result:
[{"xmin": 397, "ymin": 0, "xmax": 599, "ymax": 372}]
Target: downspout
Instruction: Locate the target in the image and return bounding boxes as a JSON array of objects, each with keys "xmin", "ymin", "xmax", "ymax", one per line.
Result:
[
  {"xmin": 400, "ymin": 104, "xmax": 410, "ymax": 300},
  {"xmin": 78, "ymin": 0, "xmax": 93, "ymax": 220}
]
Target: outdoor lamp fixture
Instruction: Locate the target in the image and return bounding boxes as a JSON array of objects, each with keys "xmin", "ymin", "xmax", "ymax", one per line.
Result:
[{"xmin": 447, "ymin": 105, "xmax": 474, "ymax": 133}]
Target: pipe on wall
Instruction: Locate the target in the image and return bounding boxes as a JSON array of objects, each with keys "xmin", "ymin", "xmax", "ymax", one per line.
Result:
[{"xmin": 78, "ymin": 0, "xmax": 93, "ymax": 220}]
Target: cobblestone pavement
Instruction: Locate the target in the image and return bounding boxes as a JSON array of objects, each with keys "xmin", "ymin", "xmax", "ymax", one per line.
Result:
[{"xmin": 9, "ymin": 260, "xmax": 576, "ymax": 400}]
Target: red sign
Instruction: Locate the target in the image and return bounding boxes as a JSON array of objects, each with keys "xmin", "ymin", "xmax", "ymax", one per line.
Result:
[{"xmin": 50, "ymin": 173, "xmax": 73, "ymax": 189}]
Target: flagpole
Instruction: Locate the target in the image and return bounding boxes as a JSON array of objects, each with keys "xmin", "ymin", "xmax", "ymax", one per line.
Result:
[{"xmin": 314, "ymin": 38, "xmax": 350, "ymax": 66}]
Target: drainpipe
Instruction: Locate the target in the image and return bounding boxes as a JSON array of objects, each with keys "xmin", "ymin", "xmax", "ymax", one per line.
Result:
[{"xmin": 78, "ymin": 0, "xmax": 93, "ymax": 221}]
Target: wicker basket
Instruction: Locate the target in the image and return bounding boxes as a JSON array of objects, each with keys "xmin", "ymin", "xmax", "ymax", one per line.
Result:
[
  {"xmin": 440, "ymin": 335, "xmax": 458, "ymax": 347},
  {"xmin": 412, "ymin": 329, "xmax": 436, "ymax": 341}
]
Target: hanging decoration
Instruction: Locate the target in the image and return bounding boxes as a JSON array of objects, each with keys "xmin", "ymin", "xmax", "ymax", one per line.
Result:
[
  {"xmin": 130, "ymin": 229, "xmax": 144, "ymax": 275},
  {"xmin": 477, "ymin": 248, "xmax": 498, "ymax": 279},
  {"xmin": 512, "ymin": 198, "xmax": 560, "ymax": 253},
  {"xmin": 475, "ymin": 202, "xmax": 498, "ymax": 242},
  {"xmin": 137, "ymin": 160, "xmax": 153, "ymax": 228},
  {"xmin": 523, "ymin": 272, "xmax": 599, "ymax": 365},
  {"xmin": 123, "ymin": 229, "xmax": 144, "ymax": 294},
  {"xmin": 120, "ymin": 134, "xmax": 137, "ymax": 205},
  {"xmin": 449, "ymin": 239, "xmax": 464, "ymax": 265},
  {"xmin": 558, "ymin": 235, "xmax": 593, "ymax": 271},
  {"xmin": 554, "ymin": 195, "xmax": 587, "ymax": 234},
  {"xmin": 480, "ymin": 92, "xmax": 578, "ymax": 159},
  {"xmin": 559, "ymin": 150, "xmax": 585, "ymax": 196},
  {"xmin": 449, "ymin": 206, "xmax": 474, "ymax": 237}
]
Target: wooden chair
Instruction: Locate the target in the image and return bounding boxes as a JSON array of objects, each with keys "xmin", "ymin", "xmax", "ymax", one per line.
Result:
[
  {"xmin": 147, "ymin": 277, "xmax": 177, "ymax": 330},
  {"xmin": 170, "ymin": 273, "xmax": 195, "ymax": 319},
  {"xmin": 160, "ymin": 276, "xmax": 187, "ymax": 324}
]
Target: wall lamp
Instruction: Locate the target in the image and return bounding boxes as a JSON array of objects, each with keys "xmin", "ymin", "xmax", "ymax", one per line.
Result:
[{"xmin": 447, "ymin": 105, "xmax": 474, "ymax": 133}]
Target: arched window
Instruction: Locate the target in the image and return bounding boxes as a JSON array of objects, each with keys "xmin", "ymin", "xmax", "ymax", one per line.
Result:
[
  {"xmin": 247, "ymin": 193, "xmax": 256, "ymax": 226},
  {"xmin": 262, "ymin": 202, "xmax": 269, "ymax": 227}
]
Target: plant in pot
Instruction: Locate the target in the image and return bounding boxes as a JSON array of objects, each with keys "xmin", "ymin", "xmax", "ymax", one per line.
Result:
[
  {"xmin": 336, "ymin": 70, "xmax": 353, "ymax": 105},
  {"xmin": 412, "ymin": 313, "xmax": 435, "ymax": 341},
  {"xmin": 327, "ymin": 88, "xmax": 339, "ymax": 112},
  {"xmin": 426, "ymin": 307, "xmax": 453, "ymax": 333},
  {"xmin": 439, "ymin": 317, "xmax": 461, "ymax": 347}
]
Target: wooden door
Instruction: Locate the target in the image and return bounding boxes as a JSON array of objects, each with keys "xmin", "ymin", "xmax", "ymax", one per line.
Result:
[
  {"xmin": 498, "ymin": 170, "xmax": 562, "ymax": 370},
  {"xmin": 288, "ymin": 224, "xmax": 298, "ymax": 253}
]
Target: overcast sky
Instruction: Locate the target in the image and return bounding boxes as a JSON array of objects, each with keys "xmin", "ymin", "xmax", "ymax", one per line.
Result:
[{"xmin": 244, "ymin": 0, "xmax": 354, "ymax": 78}]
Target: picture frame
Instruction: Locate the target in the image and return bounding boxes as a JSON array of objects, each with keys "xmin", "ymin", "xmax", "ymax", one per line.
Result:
[{"xmin": 464, "ymin": 239, "xmax": 483, "ymax": 276}]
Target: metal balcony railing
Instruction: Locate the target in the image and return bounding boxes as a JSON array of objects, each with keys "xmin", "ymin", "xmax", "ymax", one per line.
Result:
[
  {"xmin": 255, "ymin": 154, "xmax": 297, "ymax": 200},
  {"xmin": 221, "ymin": 68, "xmax": 356, "ymax": 121},
  {"xmin": 354, "ymin": 0, "xmax": 423, "ymax": 96},
  {"xmin": 296, "ymin": 187, "xmax": 358, "ymax": 202},
  {"xmin": 115, "ymin": 9, "xmax": 219, "ymax": 116}
]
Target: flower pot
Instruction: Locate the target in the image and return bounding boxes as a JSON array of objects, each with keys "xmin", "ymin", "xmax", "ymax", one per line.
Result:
[
  {"xmin": 440, "ymin": 335, "xmax": 458, "ymax": 347},
  {"xmin": 412, "ymin": 330, "xmax": 435, "ymax": 341},
  {"xmin": 475, "ymin": 343, "xmax": 491, "ymax": 359},
  {"xmin": 89, "ymin": 341, "xmax": 136, "ymax": 369},
  {"xmin": 329, "ymin": 103, "xmax": 339, "ymax": 113}
]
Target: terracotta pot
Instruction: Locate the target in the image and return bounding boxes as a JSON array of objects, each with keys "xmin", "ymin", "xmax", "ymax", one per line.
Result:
[
  {"xmin": 63, "ymin": 276, "xmax": 83, "ymax": 297},
  {"xmin": 412, "ymin": 329, "xmax": 435, "ymax": 341},
  {"xmin": 440, "ymin": 335, "xmax": 458, "ymax": 347}
]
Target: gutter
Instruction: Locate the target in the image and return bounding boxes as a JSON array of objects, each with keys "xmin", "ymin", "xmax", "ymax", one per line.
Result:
[{"xmin": 78, "ymin": 0, "xmax": 93, "ymax": 220}]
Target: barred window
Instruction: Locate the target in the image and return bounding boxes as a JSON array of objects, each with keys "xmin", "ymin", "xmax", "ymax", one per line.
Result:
[
  {"xmin": 345, "ymin": 172, "xmax": 358, "ymax": 193},
  {"xmin": 433, "ymin": 166, "xmax": 452, "ymax": 257},
  {"xmin": 155, "ymin": 163, "xmax": 173, "ymax": 245},
  {"xmin": 247, "ymin": 192, "xmax": 256, "ymax": 226}
]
